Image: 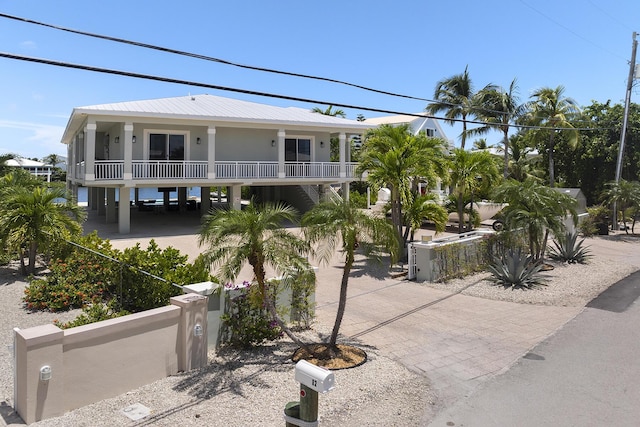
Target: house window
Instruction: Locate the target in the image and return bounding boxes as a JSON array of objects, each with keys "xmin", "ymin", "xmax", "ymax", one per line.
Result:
[
  {"xmin": 425, "ymin": 128, "xmax": 435, "ymax": 137},
  {"xmin": 149, "ymin": 133, "xmax": 185, "ymax": 160},
  {"xmin": 285, "ymin": 138, "xmax": 311, "ymax": 162}
]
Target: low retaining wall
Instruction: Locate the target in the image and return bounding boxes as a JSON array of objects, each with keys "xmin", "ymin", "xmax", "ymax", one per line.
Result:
[{"xmin": 14, "ymin": 293, "xmax": 208, "ymax": 424}]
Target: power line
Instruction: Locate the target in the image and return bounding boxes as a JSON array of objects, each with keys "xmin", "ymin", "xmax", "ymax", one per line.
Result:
[
  {"xmin": 0, "ymin": 51, "xmax": 603, "ymax": 132},
  {"xmin": 0, "ymin": 13, "xmax": 436, "ymax": 104}
]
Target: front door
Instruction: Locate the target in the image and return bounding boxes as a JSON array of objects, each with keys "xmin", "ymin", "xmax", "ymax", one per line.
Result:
[{"xmin": 149, "ymin": 134, "xmax": 185, "ymax": 161}]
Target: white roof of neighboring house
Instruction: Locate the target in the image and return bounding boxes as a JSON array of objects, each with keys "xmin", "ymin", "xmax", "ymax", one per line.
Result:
[
  {"xmin": 363, "ymin": 114, "xmax": 429, "ymax": 126},
  {"xmin": 6, "ymin": 158, "xmax": 51, "ymax": 168},
  {"xmin": 62, "ymin": 94, "xmax": 373, "ymax": 144}
]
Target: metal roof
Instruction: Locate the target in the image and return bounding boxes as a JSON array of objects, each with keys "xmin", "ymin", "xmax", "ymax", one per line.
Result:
[{"xmin": 62, "ymin": 94, "xmax": 373, "ymax": 143}]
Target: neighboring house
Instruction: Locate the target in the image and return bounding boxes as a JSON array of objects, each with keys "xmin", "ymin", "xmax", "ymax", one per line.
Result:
[
  {"xmin": 364, "ymin": 113, "xmax": 453, "ymax": 148},
  {"xmin": 5, "ymin": 158, "xmax": 53, "ymax": 182},
  {"xmin": 61, "ymin": 94, "xmax": 373, "ymax": 233}
]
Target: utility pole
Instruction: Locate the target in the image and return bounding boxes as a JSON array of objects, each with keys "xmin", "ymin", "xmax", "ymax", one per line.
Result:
[{"xmin": 613, "ymin": 31, "xmax": 638, "ymax": 229}]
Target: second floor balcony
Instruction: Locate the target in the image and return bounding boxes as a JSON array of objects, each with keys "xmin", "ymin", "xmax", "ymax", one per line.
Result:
[{"xmin": 77, "ymin": 160, "xmax": 360, "ymax": 184}]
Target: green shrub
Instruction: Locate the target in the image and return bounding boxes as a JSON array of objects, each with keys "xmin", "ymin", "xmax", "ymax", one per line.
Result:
[
  {"xmin": 548, "ymin": 231, "xmax": 591, "ymax": 264},
  {"xmin": 220, "ymin": 282, "xmax": 282, "ymax": 348},
  {"xmin": 487, "ymin": 248, "xmax": 546, "ymax": 289},
  {"xmin": 54, "ymin": 300, "xmax": 130, "ymax": 329}
]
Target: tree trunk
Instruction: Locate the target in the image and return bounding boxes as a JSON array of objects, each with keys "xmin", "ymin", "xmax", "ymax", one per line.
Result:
[
  {"xmin": 457, "ymin": 194, "xmax": 465, "ymax": 234},
  {"xmin": 329, "ymin": 250, "xmax": 353, "ymax": 348},
  {"xmin": 503, "ymin": 129, "xmax": 509, "ymax": 179},
  {"xmin": 548, "ymin": 132, "xmax": 555, "ymax": 187},
  {"xmin": 28, "ymin": 241, "xmax": 37, "ymax": 274}
]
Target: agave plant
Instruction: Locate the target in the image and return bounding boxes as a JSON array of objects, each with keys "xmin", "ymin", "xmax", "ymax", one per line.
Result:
[
  {"xmin": 548, "ymin": 231, "xmax": 591, "ymax": 264},
  {"xmin": 487, "ymin": 248, "xmax": 546, "ymax": 289}
]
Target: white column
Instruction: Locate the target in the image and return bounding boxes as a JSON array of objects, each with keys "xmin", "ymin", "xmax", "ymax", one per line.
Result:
[
  {"xmin": 85, "ymin": 123, "xmax": 96, "ymax": 181},
  {"xmin": 106, "ymin": 188, "xmax": 116, "ymax": 223},
  {"xmin": 277, "ymin": 130, "xmax": 286, "ymax": 178},
  {"xmin": 207, "ymin": 126, "xmax": 216, "ymax": 179},
  {"xmin": 123, "ymin": 123, "xmax": 133, "ymax": 181},
  {"xmin": 339, "ymin": 132, "xmax": 346, "ymax": 178},
  {"xmin": 67, "ymin": 138, "xmax": 74, "ymax": 183},
  {"xmin": 230, "ymin": 185, "xmax": 242, "ymax": 210},
  {"xmin": 118, "ymin": 187, "xmax": 131, "ymax": 234}
]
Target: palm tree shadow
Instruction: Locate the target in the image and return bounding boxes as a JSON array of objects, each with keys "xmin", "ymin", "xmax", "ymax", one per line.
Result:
[
  {"xmin": 333, "ymin": 254, "xmax": 397, "ymax": 281},
  {"xmin": 0, "ymin": 264, "xmax": 24, "ymax": 286}
]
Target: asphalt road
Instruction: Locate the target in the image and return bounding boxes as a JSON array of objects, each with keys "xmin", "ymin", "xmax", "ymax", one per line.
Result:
[{"xmin": 428, "ymin": 271, "xmax": 640, "ymax": 427}]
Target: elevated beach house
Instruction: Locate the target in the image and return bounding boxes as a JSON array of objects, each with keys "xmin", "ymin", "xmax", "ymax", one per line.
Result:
[{"xmin": 61, "ymin": 94, "xmax": 372, "ymax": 233}]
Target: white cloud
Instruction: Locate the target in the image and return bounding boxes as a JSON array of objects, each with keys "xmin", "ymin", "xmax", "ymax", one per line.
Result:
[
  {"xmin": 20, "ymin": 40, "xmax": 37, "ymax": 50},
  {"xmin": 0, "ymin": 120, "xmax": 65, "ymax": 158}
]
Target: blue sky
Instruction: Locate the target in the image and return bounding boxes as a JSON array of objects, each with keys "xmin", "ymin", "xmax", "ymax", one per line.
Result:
[{"xmin": 0, "ymin": 0, "xmax": 638, "ymax": 160}]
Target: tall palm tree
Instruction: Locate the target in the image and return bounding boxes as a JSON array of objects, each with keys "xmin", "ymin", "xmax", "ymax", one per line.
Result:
[
  {"xmin": 449, "ymin": 149, "xmax": 500, "ymax": 233},
  {"xmin": 311, "ymin": 105, "xmax": 346, "ymax": 118},
  {"xmin": 426, "ymin": 66, "xmax": 477, "ymax": 149},
  {"xmin": 527, "ymin": 86, "xmax": 581, "ymax": 187},
  {"xmin": 42, "ymin": 153, "xmax": 64, "ymax": 168},
  {"xmin": 358, "ymin": 124, "xmax": 449, "ymax": 247},
  {"xmin": 474, "ymin": 78, "xmax": 528, "ymax": 178},
  {"xmin": 0, "ymin": 184, "xmax": 85, "ymax": 274},
  {"xmin": 302, "ymin": 199, "xmax": 398, "ymax": 350},
  {"xmin": 492, "ymin": 179, "xmax": 578, "ymax": 262},
  {"xmin": 198, "ymin": 200, "xmax": 311, "ymax": 346}
]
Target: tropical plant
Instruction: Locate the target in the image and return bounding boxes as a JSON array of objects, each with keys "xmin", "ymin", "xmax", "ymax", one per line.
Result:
[
  {"xmin": 600, "ymin": 180, "xmax": 640, "ymax": 234},
  {"xmin": 198, "ymin": 200, "xmax": 312, "ymax": 347},
  {"xmin": 449, "ymin": 149, "xmax": 501, "ymax": 233},
  {"xmin": 506, "ymin": 133, "xmax": 543, "ymax": 182},
  {"xmin": 426, "ymin": 66, "xmax": 478, "ymax": 149},
  {"xmin": 474, "ymin": 78, "xmax": 528, "ymax": 178},
  {"xmin": 487, "ymin": 248, "xmax": 547, "ymax": 289},
  {"xmin": 302, "ymin": 198, "xmax": 398, "ymax": 350},
  {"xmin": 403, "ymin": 193, "xmax": 449, "ymax": 242},
  {"xmin": 0, "ymin": 184, "xmax": 85, "ymax": 274},
  {"xmin": 526, "ymin": 86, "xmax": 581, "ymax": 187},
  {"xmin": 548, "ymin": 231, "xmax": 591, "ymax": 264},
  {"xmin": 0, "ymin": 153, "xmax": 17, "ymax": 176},
  {"xmin": 358, "ymin": 124, "xmax": 449, "ymax": 248},
  {"xmin": 41, "ymin": 153, "xmax": 65, "ymax": 168},
  {"xmin": 311, "ymin": 105, "xmax": 346, "ymax": 118},
  {"xmin": 492, "ymin": 179, "xmax": 578, "ymax": 262}
]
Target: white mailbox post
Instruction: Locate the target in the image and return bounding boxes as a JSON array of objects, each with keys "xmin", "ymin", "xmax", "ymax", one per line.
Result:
[{"xmin": 284, "ymin": 360, "xmax": 335, "ymax": 427}]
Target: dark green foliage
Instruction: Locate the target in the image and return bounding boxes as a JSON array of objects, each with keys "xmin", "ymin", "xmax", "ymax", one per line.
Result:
[
  {"xmin": 487, "ymin": 248, "xmax": 547, "ymax": 289},
  {"xmin": 548, "ymin": 231, "xmax": 591, "ymax": 264},
  {"xmin": 220, "ymin": 282, "xmax": 282, "ymax": 348},
  {"xmin": 54, "ymin": 301, "xmax": 130, "ymax": 329}
]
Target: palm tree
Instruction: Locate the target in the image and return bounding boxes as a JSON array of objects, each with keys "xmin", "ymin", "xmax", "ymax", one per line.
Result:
[
  {"xmin": 403, "ymin": 193, "xmax": 449, "ymax": 242},
  {"xmin": 198, "ymin": 200, "xmax": 311, "ymax": 346},
  {"xmin": 0, "ymin": 153, "xmax": 16, "ymax": 176},
  {"xmin": 0, "ymin": 184, "xmax": 85, "ymax": 274},
  {"xmin": 426, "ymin": 66, "xmax": 477, "ymax": 149},
  {"xmin": 527, "ymin": 86, "xmax": 581, "ymax": 187},
  {"xmin": 449, "ymin": 149, "xmax": 501, "ymax": 233},
  {"xmin": 601, "ymin": 180, "xmax": 640, "ymax": 234},
  {"xmin": 302, "ymin": 198, "xmax": 398, "ymax": 350},
  {"xmin": 311, "ymin": 105, "xmax": 346, "ymax": 118},
  {"xmin": 42, "ymin": 153, "xmax": 64, "ymax": 168},
  {"xmin": 474, "ymin": 79, "xmax": 528, "ymax": 178},
  {"xmin": 358, "ymin": 124, "xmax": 449, "ymax": 247},
  {"xmin": 492, "ymin": 179, "xmax": 578, "ymax": 262},
  {"xmin": 507, "ymin": 134, "xmax": 543, "ymax": 182}
]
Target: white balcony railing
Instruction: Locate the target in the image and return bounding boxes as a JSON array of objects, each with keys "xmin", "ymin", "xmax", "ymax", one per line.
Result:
[{"xmin": 78, "ymin": 160, "xmax": 359, "ymax": 182}]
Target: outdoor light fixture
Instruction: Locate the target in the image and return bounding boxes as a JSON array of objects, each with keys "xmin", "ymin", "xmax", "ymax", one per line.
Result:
[
  {"xmin": 40, "ymin": 365, "xmax": 52, "ymax": 381},
  {"xmin": 132, "ymin": 136, "xmax": 137, "ymax": 143},
  {"xmin": 196, "ymin": 137, "xmax": 201, "ymax": 144},
  {"xmin": 271, "ymin": 140, "xmax": 276, "ymax": 147},
  {"xmin": 194, "ymin": 324, "xmax": 203, "ymax": 337},
  {"xmin": 114, "ymin": 136, "xmax": 120, "ymax": 144},
  {"xmin": 320, "ymin": 141, "xmax": 324, "ymax": 147}
]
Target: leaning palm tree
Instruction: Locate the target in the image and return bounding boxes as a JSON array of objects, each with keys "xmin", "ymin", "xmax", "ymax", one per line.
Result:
[
  {"xmin": 302, "ymin": 198, "xmax": 398, "ymax": 350},
  {"xmin": 426, "ymin": 66, "xmax": 477, "ymax": 149},
  {"xmin": 492, "ymin": 179, "xmax": 578, "ymax": 262},
  {"xmin": 0, "ymin": 184, "xmax": 85, "ymax": 274},
  {"xmin": 358, "ymin": 124, "xmax": 449, "ymax": 248},
  {"xmin": 474, "ymin": 78, "xmax": 528, "ymax": 178},
  {"xmin": 449, "ymin": 149, "xmax": 501, "ymax": 233},
  {"xmin": 526, "ymin": 86, "xmax": 581, "ymax": 187},
  {"xmin": 198, "ymin": 200, "xmax": 311, "ymax": 346}
]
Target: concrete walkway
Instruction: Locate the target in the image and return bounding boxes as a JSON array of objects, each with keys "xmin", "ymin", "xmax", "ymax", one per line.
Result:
[{"xmin": 87, "ymin": 209, "xmax": 640, "ymax": 422}]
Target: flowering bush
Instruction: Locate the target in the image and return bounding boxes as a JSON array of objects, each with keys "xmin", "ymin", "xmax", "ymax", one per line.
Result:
[{"xmin": 220, "ymin": 281, "xmax": 282, "ymax": 348}]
